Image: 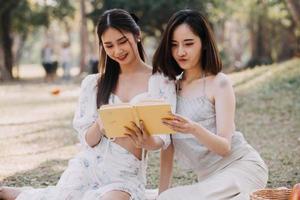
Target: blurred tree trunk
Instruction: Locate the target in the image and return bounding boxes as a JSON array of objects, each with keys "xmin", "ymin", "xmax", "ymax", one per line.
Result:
[
  {"xmin": 286, "ymin": 0, "xmax": 300, "ymax": 27},
  {"xmin": 0, "ymin": 47, "xmax": 9, "ymax": 81},
  {"xmin": 247, "ymin": 1, "xmax": 272, "ymax": 67},
  {"xmin": 248, "ymin": 20, "xmax": 272, "ymax": 67},
  {"xmin": 0, "ymin": 4, "xmax": 14, "ymax": 80},
  {"xmin": 13, "ymin": 33, "xmax": 27, "ymax": 79},
  {"xmin": 80, "ymin": 0, "xmax": 88, "ymax": 73},
  {"xmin": 277, "ymin": 23, "xmax": 297, "ymax": 61},
  {"xmin": 285, "ymin": 0, "xmax": 300, "ymax": 57}
]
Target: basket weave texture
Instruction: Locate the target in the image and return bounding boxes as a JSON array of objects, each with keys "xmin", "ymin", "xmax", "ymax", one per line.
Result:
[{"xmin": 250, "ymin": 188, "xmax": 291, "ymax": 200}]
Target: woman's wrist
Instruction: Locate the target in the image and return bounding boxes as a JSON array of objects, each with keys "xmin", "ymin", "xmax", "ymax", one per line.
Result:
[
  {"xmin": 143, "ymin": 136, "xmax": 162, "ymax": 150},
  {"xmin": 190, "ymin": 121, "xmax": 201, "ymax": 136},
  {"xmin": 95, "ymin": 121, "xmax": 103, "ymax": 138},
  {"xmin": 86, "ymin": 121, "xmax": 103, "ymax": 147}
]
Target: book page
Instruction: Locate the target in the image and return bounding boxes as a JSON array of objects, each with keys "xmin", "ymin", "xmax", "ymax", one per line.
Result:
[
  {"xmin": 99, "ymin": 101, "xmax": 174, "ymax": 138},
  {"xmin": 99, "ymin": 104, "xmax": 135, "ymax": 138},
  {"xmin": 135, "ymin": 103, "xmax": 174, "ymax": 135}
]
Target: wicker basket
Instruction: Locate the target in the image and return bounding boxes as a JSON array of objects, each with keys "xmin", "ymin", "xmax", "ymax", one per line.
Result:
[{"xmin": 250, "ymin": 188, "xmax": 291, "ymax": 200}]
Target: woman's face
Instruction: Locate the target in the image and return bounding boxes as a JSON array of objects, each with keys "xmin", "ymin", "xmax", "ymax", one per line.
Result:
[
  {"xmin": 171, "ymin": 23, "xmax": 202, "ymax": 70},
  {"xmin": 101, "ymin": 27, "xmax": 139, "ymax": 66}
]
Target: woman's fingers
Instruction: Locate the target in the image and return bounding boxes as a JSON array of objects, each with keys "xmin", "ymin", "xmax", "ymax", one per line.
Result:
[
  {"xmin": 124, "ymin": 126, "xmax": 141, "ymax": 148},
  {"xmin": 124, "ymin": 121, "xmax": 158, "ymax": 148},
  {"xmin": 131, "ymin": 122, "xmax": 143, "ymax": 143},
  {"xmin": 162, "ymin": 119, "xmax": 181, "ymax": 127},
  {"xmin": 124, "ymin": 126, "xmax": 138, "ymax": 141},
  {"xmin": 163, "ymin": 115, "xmax": 186, "ymax": 124},
  {"xmin": 171, "ymin": 114, "xmax": 188, "ymax": 123},
  {"xmin": 162, "ymin": 119, "xmax": 188, "ymax": 132},
  {"xmin": 124, "ymin": 123, "xmax": 145, "ymax": 148},
  {"xmin": 139, "ymin": 120, "xmax": 149, "ymax": 140},
  {"xmin": 125, "ymin": 133, "xmax": 141, "ymax": 148}
]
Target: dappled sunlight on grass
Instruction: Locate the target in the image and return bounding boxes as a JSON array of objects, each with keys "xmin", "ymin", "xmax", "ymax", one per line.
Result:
[
  {"xmin": 147, "ymin": 59, "xmax": 300, "ymax": 188},
  {"xmin": 0, "ymin": 59, "xmax": 299, "ymax": 188},
  {"xmin": 1, "ymin": 159, "xmax": 70, "ymax": 187},
  {"xmin": 0, "ymin": 80, "xmax": 80, "ymax": 181},
  {"xmin": 233, "ymin": 58, "xmax": 300, "ymax": 187}
]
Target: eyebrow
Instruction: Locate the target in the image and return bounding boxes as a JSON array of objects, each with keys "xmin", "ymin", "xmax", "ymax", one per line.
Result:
[
  {"xmin": 103, "ymin": 36, "xmax": 127, "ymax": 44},
  {"xmin": 171, "ymin": 39, "xmax": 194, "ymax": 42}
]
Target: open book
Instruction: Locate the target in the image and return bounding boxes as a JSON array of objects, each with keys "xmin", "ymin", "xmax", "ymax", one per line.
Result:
[{"xmin": 99, "ymin": 100, "xmax": 174, "ymax": 138}]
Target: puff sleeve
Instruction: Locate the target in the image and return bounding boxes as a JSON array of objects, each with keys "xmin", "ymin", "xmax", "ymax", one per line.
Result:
[
  {"xmin": 73, "ymin": 74, "xmax": 99, "ymax": 147},
  {"xmin": 148, "ymin": 73, "xmax": 177, "ymax": 149}
]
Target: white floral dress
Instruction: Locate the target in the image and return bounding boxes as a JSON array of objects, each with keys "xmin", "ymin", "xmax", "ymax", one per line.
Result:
[{"xmin": 16, "ymin": 74, "xmax": 170, "ymax": 200}]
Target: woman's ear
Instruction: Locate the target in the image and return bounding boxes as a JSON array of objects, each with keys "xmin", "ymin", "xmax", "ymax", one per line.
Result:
[{"xmin": 135, "ymin": 31, "xmax": 141, "ymax": 42}]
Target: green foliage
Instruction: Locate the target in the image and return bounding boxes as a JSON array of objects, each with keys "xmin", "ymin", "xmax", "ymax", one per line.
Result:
[
  {"xmin": 51, "ymin": 0, "xmax": 75, "ymax": 20},
  {"xmin": 87, "ymin": 0, "xmax": 209, "ymax": 37},
  {"xmin": 1, "ymin": 0, "xmax": 297, "ymax": 70},
  {"xmin": 11, "ymin": 1, "xmax": 48, "ymax": 34},
  {"xmin": 0, "ymin": 0, "xmax": 75, "ymax": 35}
]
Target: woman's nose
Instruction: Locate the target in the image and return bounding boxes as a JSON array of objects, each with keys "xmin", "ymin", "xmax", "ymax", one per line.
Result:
[{"xmin": 177, "ymin": 46, "xmax": 186, "ymax": 57}]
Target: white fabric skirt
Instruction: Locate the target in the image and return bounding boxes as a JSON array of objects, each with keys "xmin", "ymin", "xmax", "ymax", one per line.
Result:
[
  {"xmin": 16, "ymin": 137, "xmax": 145, "ymax": 200},
  {"xmin": 158, "ymin": 146, "xmax": 268, "ymax": 200}
]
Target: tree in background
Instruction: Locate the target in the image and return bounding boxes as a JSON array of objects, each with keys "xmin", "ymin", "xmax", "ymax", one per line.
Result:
[
  {"xmin": 0, "ymin": 1, "xmax": 21, "ymax": 80},
  {"xmin": 0, "ymin": 0, "xmax": 75, "ymax": 81},
  {"xmin": 87, "ymin": 0, "xmax": 208, "ymax": 38},
  {"xmin": 285, "ymin": 0, "xmax": 300, "ymax": 56},
  {"xmin": 79, "ymin": 0, "xmax": 87, "ymax": 73},
  {"xmin": 1, "ymin": 0, "xmax": 299, "ymax": 81},
  {"xmin": 208, "ymin": 0, "xmax": 298, "ymax": 68},
  {"xmin": 247, "ymin": 0, "xmax": 298, "ymax": 66},
  {"xmin": 286, "ymin": 0, "xmax": 300, "ymax": 27}
]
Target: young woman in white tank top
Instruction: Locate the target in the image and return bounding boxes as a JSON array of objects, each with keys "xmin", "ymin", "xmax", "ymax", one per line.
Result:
[{"xmin": 151, "ymin": 9, "xmax": 268, "ymax": 200}]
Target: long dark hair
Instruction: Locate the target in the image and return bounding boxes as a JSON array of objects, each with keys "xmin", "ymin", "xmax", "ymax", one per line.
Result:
[
  {"xmin": 96, "ymin": 9, "xmax": 145, "ymax": 108},
  {"xmin": 152, "ymin": 9, "xmax": 222, "ymax": 80}
]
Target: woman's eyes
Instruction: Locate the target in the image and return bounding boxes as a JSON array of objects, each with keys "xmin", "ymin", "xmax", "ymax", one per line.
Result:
[
  {"xmin": 119, "ymin": 39, "xmax": 128, "ymax": 44},
  {"xmin": 171, "ymin": 43, "xmax": 194, "ymax": 47},
  {"xmin": 105, "ymin": 39, "xmax": 128, "ymax": 49},
  {"xmin": 185, "ymin": 43, "xmax": 194, "ymax": 46}
]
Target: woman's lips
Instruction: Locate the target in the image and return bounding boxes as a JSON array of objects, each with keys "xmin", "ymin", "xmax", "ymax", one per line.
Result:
[
  {"xmin": 178, "ymin": 58, "xmax": 187, "ymax": 63},
  {"xmin": 116, "ymin": 53, "xmax": 128, "ymax": 61}
]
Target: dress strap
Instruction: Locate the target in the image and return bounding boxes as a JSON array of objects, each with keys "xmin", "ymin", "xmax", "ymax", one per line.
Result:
[
  {"xmin": 112, "ymin": 93, "xmax": 115, "ymax": 104},
  {"xmin": 141, "ymin": 148, "xmax": 147, "ymax": 185},
  {"xmin": 202, "ymin": 73, "xmax": 206, "ymax": 97}
]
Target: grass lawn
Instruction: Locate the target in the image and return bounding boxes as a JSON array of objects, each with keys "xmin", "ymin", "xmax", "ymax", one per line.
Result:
[{"xmin": 0, "ymin": 59, "xmax": 299, "ymax": 189}]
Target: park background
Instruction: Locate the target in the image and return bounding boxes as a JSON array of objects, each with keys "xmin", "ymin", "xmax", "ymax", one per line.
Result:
[{"xmin": 0, "ymin": 0, "xmax": 299, "ymax": 190}]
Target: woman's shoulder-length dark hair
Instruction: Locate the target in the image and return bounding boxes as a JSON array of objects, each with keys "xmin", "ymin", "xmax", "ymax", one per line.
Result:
[
  {"xmin": 96, "ymin": 8, "xmax": 145, "ymax": 108},
  {"xmin": 152, "ymin": 9, "xmax": 222, "ymax": 80}
]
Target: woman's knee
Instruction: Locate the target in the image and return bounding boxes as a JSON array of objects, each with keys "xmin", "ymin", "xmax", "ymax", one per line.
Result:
[
  {"xmin": 101, "ymin": 190, "xmax": 131, "ymax": 200},
  {"xmin": 157, "ymin": 188, "xmax": 178, "ymax": 200}
]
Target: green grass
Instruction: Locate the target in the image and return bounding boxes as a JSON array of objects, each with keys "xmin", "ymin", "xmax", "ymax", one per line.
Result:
[
  {"xmin": 147, "ymin": 58, "xmax": 300, "ymax": 188},
  {"xmin": 234, "ymin": 59, "xmax": 300, "ymax": 187},
  {"xmin": 0, "ymin": 59, "xmax": 299, "ymax": 189}
]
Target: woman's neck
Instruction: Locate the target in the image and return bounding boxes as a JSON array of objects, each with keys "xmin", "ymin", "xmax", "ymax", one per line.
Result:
[
  {"xmin": 119, "ymin": 57, "xmax": 145, "ymax": 74},
  {"xmin": 183, "ymin": 67, "xmax": 204, "ymax": 83}
]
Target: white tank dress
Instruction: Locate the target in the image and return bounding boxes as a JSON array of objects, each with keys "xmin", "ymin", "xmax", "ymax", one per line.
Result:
[{"xmin": 151, "ymin": 73, "xmax": 268, "ymax": 200}]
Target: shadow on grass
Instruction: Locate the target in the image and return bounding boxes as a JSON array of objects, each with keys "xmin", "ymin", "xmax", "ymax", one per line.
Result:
[
  {"xmin": 233, "ymin": 67, "xmax": 270, "ymax": 88},
  {"xmin": 0, "ymin": 117, "xmax": 71, "ymax": 127},
  {"xmin": 1, "ymin": 159, "xmax": 69, "ymax": 187}
]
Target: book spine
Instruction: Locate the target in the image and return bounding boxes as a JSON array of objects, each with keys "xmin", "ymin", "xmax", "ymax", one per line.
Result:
[{"xmin": 132, "ymin": 106, "xmax": 141, "ymax": 128}]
